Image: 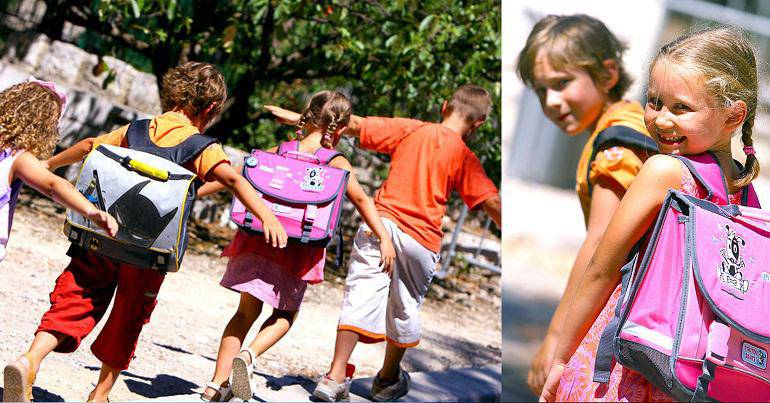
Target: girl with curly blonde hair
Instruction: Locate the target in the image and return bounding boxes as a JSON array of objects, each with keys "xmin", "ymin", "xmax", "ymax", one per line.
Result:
[{"xmin": 0, "ymin": 79, "xmax": 117, "ymax": 265}]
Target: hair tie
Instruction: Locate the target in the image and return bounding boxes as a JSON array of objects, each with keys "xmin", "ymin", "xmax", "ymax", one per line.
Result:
[
  {"xmin": 26, "ymin": 76, "xmax": 67, "ymax": 125},
  {"xmin": 744, "ymin": 146, "xmax": 756, "ymax": 155}
]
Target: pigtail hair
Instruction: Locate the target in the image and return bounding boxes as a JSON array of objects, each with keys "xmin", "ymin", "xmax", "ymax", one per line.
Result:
[
  {"xmin": 322, "ymin": 115, "xmax": 338, "ymax": 149},
  {"xmin": 293, "ymin": 111, "xmax": 310, "ymax": 141},
  {"xmin": 736, "ymin": 114, "xmax": 760, "ymax": 188}
]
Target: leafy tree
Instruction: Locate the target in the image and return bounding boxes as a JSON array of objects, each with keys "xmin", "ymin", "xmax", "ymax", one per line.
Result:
[{"xmin": 33, "ymin": 0, "xmax": 501, "ymax": 184}]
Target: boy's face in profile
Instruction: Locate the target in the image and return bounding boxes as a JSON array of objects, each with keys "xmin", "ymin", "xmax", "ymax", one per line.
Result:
[{"xmin": 531, "ymin": 51, "xmax": 609, "ymax": 135}]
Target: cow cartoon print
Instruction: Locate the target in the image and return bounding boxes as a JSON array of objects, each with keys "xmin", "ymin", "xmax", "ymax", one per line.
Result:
[
  {"xmin": 718, "ymin": 224, "xmax": 750, "ymax": 293},
  {"xmin": 301, "ymin": 166, "xmax": 325, "ymax": 192}
]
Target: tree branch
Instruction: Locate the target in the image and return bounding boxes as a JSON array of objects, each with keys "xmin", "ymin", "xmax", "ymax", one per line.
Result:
[{"xmin": 65, "ymin": 4, "xmax": 152, "ymax": 52}]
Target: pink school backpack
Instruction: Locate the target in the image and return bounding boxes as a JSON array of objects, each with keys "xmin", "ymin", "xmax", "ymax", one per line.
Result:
[
  {"xmin": 230, "ymin": 141, "xmax": 349, "ymax": 259},
  {"xmin": 593, "ymin": 153, "xmax": 769, "ymax": 401}
]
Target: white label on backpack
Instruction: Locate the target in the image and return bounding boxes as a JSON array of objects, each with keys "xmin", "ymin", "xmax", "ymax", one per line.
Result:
[
  {"xmin": 272, "ymin": 204, "xmax": 292, "ymax": 214},
  {"xmin": 718, "ymin": 224, "xmax": 750, "ymax": 294},
  {"xmin": 301, "ymin": 167, "xmax": 325, "ymax": 192},
  {"xmin": 762, "ymin": 272, "xmax": 770, "ymax": 283},
  {"xmin": 742, "ymin": 342, "xmax": 767, "ymax": 369}
]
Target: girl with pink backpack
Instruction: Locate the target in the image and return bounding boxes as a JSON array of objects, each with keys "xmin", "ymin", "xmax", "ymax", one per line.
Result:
[
  {"xmin": 540, "ymin": 27, "xmax": 763, "ymax": 401},
  {"xmin": 198, "ymin": 90, "xmax": 396, "ymax": 402}
]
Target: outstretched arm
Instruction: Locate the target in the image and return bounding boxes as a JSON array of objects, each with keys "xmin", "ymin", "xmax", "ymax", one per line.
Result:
[
  {"xmin": 13, "ymin": 152, "xmax": 118, "ymax": 236},
  {"xmin": 330, "ymin": 157, "xmax": 395, "ymax": 272},
  {"xmin": 264, "ymin": 105, "xmax": 364, "ymax": 137},
  {"xmin": 480, "ymin": 194, "xmax": 501, "ymax": 228},
  {"xmin": 46, "ymin": 137, "xmax": 95, "ymax": 170},
  {"xmin": 540, "ymin": 155, "xmax": 682, "ymax": 401},
  {"xmin": 207, "ymin": 162, "xmax": 287, "ymax": 248}
]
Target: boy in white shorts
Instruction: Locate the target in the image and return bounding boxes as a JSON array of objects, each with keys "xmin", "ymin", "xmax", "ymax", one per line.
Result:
[{"xmin": 267, "ymin": 84, "xmax": 501, "ymax": 401}]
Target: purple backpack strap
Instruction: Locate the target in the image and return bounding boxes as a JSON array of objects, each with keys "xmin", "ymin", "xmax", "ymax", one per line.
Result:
[
  {"xmin": 313, "ymin": 147, "xmax": 342, "ymax": 165},
  {"xmin": 277, "ymin": 140, "xmax": 299, "ymax": 156},
  {"xmin": 676, "ymin": 152, "xmax": 760, "ymax": 208},
  {"xmin": 675, "ymin": 153, "xmax": 730, "ymax": 205}
]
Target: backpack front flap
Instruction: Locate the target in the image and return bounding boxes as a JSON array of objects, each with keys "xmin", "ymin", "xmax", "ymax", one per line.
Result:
[
  {"xmin": 231, "ymin": 149, "xmax": 349, "ymax": 244},
  {"xmin": 64, "ymin": 144, "xmax": 197, "ymax": 271},
  {"xmin": 689, "ymin": 198, "xmax": 770, "ymax": 382}
]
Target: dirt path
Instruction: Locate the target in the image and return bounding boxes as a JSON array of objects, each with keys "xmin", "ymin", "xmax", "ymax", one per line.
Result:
[{"xmin": 0, "ymin": 200, "xmax": 500, "ymax": 402}]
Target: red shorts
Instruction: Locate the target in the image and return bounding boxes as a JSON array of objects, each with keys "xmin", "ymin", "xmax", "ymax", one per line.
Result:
[{"xmin": 37, "ymin": 249, "xmax": 165, "ymax": 370}]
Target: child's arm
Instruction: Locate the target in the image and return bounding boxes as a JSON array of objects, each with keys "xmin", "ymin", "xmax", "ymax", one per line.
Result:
[
  {"xmin": 527, "ymin": 180, "xmax": 623, "ymax": 394},
  {"xmin": 539, "ymin": 155, "xmax": 682, "ymax": 401},
  {"xmin": 197, "ymin": 165, "xmax": 241, "ymax": 198},
  {"xmin": 479, "ymin": 194, "xmax": 501, "ymax": 228},
  {"xmin": 12, "ymin": 152, "xmax": 118, "ymax": 236},
  {"xmin": 46, "ymin": 137, "xmax": 96, "ymax": 170},
  {"xmin": 207, "ymin": 162, "xmax": 288, "ymax": 248},
  {"xmin": 264, "ymin": 105, "xmax": 365, "ymax": 138},
  {"xmin": 329, "ymin": 156, "xmax": 396, "ymax": 272}
]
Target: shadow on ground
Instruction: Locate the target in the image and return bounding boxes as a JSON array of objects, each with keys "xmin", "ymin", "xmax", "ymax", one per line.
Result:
[
  {"xmin": 84, "ymin": 365, "xmax": 199, "ymax": 399},
  {"xmin": 153, "ymin": 341, "xmax": 217, "ymax": 362},
  {"xmin": 0, "ymin": 386, "xmax": 65, "ymax": 402},
  {"xmin": 502, "ymin": 290, "xmax": 559, "ymax": 402}
]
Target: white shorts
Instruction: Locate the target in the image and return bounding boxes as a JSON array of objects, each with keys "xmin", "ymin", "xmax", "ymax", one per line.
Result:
[{"xmin": 337, "ymin": 218, "xmax": 440, "ymax": 347}]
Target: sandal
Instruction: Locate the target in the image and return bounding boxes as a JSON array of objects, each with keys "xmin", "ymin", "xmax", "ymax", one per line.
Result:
[
  {"xmin": 3, "ymin": 353, "xmax": 36, "ymax": 402},
  {"xmin": 230, "ymin": 348, "xmax": 257, "ymax": 401},
  {"xmin": 200, "ymin": 381, "xmax": 232, "ymax": 402}
]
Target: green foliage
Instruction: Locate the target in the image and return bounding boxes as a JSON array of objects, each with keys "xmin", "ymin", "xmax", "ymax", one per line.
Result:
[{"xmin": 43, "ymin": 0, "xmax": 501, "ymax": 184}]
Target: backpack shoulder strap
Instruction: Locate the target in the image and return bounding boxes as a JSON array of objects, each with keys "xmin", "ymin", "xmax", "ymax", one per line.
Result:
[
  {"xmin": 314, "ymin": 147, "xmax": 343, "ymax": 165},
  {"xmin": 587, "ymin": 126, "xmax": 658, "ymax": 195},
  {"xmin": 124, "ymin": 119, "xmax": 152, "ymax": 149},
  {"xmin": 674, "ymin": 152, "xmax": 730, "ymax": 204},
  {"xmin": 173, "ymin": 134, "xmax": 218, "ymax": 166},
  {"xmin": 278, "ymin": 141, "xmax": 299, "ymax": 156},
  {"xmin": 123, "ymin": 118, "xmax": 216, "ymax": 166}
]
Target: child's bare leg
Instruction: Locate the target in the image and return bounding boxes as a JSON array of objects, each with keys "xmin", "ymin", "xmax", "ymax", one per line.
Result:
[
  {"xmin": 87, "ymin": 363, "xmax": 120, "ymax": 402},
  {"xmin": 208, "ymin": 293, "xmax": 263, "ymax": 391},
  {"xmin": 23, "ymin": 331, "xmax": 65, "ymax": 373},
  {"xmin": 242, "ymin": 308, "xmax": 298, "ymax": 360},
  {"xmin": 378, "ymin": 341, "xmax": 407, "ymax": 382},
  {"xmin": 328, "ymin": 330, "xmax": 360, "ymax": 383}
]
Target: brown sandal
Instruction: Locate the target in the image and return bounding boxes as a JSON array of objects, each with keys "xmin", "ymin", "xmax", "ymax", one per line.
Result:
[{"xmin": 3, "ymin": 353, "xmax": 36, "ymax": 402}]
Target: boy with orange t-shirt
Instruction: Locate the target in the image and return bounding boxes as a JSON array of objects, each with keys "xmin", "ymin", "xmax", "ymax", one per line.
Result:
[
  {"xmin": 267, "ymin": 84, "xmax": 501, "ymax": 401},
  {"xmin": 2, "ymin": 62, "xmax": 287, "ymax": 403}
]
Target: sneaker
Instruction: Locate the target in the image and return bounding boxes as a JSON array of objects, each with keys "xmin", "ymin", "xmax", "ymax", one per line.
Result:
[
  {"xmin": 369, "ymin": 368, "xmax": 410, "ymax": 402},
  {"xmin": 312, "ymin": 375, "xmax": 351, "ymax": 402}
]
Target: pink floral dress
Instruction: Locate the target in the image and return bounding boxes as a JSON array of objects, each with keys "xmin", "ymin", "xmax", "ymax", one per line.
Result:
[{"xmin": 555, "ymin": 162, "xmax": 744, "ymax": 401}]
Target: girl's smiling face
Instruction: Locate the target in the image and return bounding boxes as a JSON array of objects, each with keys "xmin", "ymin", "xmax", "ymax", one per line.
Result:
[
  {"xmin": 644, "ymin": 60, "xmax": 736, "ymax": 156},
  {"xmin": 531, "ymin": 51, "xmax": 611, "ymax": 135}
]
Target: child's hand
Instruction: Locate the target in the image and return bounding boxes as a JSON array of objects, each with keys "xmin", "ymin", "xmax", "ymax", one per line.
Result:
[
  {"xmin": 262, "ymin": 215, "xmax": 288, "ymax": 248},
  {"xmin": 539, "ymin": 362, "xmax": 566, "ymax": 402},
  {"xmin": 528, "ymin": 336, "xmax": 558, "ymax": 395},
  {"xmin": 86, "ymin": 209, "xmax": 118, "ymax": 237},
  {"xmin": 264, "ymin": 105, "xmax": 301, "ymax": 125},
  {"xmin": 41, "ymin": 159, "xmax": 53, "ymax": 171},
  {"xmin": 379, "ymin": 237, "xmax": 396, "ymax": 276}
]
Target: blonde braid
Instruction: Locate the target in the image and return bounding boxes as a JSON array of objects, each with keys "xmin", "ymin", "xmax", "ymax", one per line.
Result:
[
  {"xmin": 322, "ymin": 115, "xmax": 338, "ymax": 149},
  {"xmin": 736, "ymin": 113, "xmax": 760, "ymax": 187},
  {"xmin": 293, "ymin": 111, "xmax": 310, "ymax": 141}
]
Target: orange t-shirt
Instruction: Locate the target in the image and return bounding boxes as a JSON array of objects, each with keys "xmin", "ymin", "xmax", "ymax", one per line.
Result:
[
  {"xmin": 359, "ymin": 117, "xmax": 498, "ymax": 253},
  {"xmin": 93, "ymin": 111, "xmax": 229, "ymax": 181},
  {"xmin": 575, "ymin": 100, "xmax": 652, "ymax": 223}
]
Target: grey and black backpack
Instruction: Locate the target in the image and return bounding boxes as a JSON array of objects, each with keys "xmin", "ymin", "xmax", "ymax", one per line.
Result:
[{"xmin": 63, "ymin": 119, "xmax": 217, "ymax": 273}]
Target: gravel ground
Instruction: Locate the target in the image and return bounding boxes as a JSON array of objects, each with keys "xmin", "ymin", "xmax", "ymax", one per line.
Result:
[{"xmin": 0, "ymin": 197, "xmax": 501, "ymax": 402}]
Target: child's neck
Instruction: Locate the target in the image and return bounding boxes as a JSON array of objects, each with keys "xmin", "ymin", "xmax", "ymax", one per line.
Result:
[
  {"xmin": 299, "ymin": 131, "xmax": 325, "ymax": 151},
  {"xmin": 169, "ymin": 109, "xmax": 207, "ymax": 132},
  {"xmin": 440, "ymin": 114, "xmax": 470, "ymax": 138}
]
